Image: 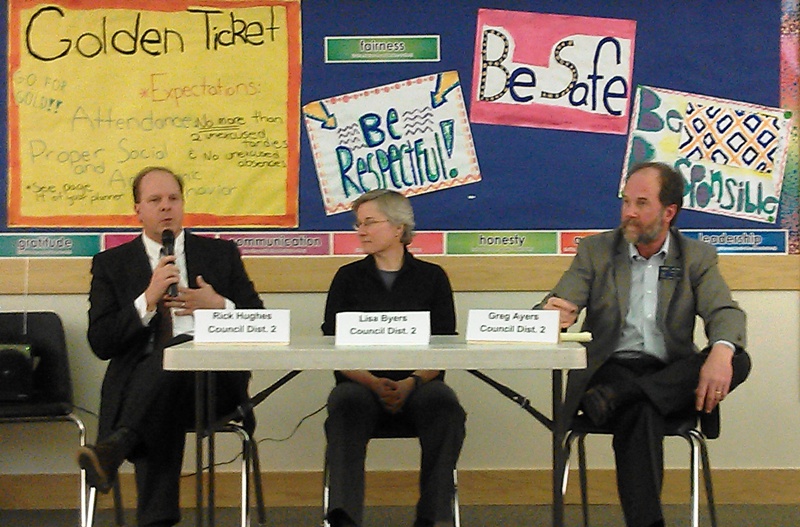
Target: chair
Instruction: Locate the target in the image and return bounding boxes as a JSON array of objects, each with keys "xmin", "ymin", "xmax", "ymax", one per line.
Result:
[
  {"xmin": 561, "ymin": 408, "xmax": 719, "ymax": 527},
  {"xmin": 0, "ymin": 311, "xmax": 91, "ymax": 527},
  {"xmin": 322, "ymin": 420, "xmax": 461, "ymax": 527},
  {"xmin": 87, "ymin": 413, "xmax": 267, "ymax": 527}
]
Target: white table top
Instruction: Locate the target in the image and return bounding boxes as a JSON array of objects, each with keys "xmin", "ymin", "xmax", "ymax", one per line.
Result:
[{"xmin": 163, "ymin": 335, "xmax": 587, "ymax": 372}]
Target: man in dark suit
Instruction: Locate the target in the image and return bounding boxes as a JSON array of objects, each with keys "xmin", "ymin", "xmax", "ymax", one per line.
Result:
[
  {"xmin": 539, "ymin": 162, "xmax": 751, "ymax": 527},
  {"xmin": 77, "ymin": 166, "xmax": 263, "ymax": 527}
]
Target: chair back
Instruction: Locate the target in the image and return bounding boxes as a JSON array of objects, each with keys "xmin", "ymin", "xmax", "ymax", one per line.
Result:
[{"xmin": 0, "ymin": 311, "xmax": 73, "ymax": 416}]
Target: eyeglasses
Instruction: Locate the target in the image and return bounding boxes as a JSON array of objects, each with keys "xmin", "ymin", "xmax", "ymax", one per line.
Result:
[{"xmin": 352, "ymin": 219, "xmax": 389, "ymax": 230}]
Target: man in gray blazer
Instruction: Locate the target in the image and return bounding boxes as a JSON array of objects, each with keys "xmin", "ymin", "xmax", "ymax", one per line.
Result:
[{"xmin": 539, "ymin": 162, "xmax": 751, "ymax": 527}]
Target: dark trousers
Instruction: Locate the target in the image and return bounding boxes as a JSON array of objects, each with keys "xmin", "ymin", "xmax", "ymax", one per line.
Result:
[
  {"xmin": 324, "ymin": 380, "xmax": 466, "ymax": 527},
  {"xmin": 587, "ymin": 350, "xmax": 751, "ymax": 527},
  {"xmin": 114, "ymin": 346, "xmax": 246, "ymax": 527}
]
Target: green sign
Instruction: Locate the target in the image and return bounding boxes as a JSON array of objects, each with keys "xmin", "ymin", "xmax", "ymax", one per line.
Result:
[
  {"xmin": 0, "ymin": 234, "xmax": 102, "ymax": 257},
  {"xmin": 447, "ymin": 231, "xmax": 558, "ymax": 255},
  {"xmin": 325, "ymin": 35, "xmax": 440, "ymax": 63}
]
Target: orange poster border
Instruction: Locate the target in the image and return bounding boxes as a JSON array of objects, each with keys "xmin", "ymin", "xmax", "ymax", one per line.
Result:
[{"xmin": 6, "ymin": 0, "xmax": 301, "ymax": 228}]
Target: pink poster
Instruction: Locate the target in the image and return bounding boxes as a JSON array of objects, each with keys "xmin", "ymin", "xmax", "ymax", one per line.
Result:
[{"xmin": 470, "ymin": 9, "xmax": 636, "ymax": 134}]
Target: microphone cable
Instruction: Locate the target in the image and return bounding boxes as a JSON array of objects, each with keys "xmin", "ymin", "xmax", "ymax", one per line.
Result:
[{"xmin": 466, "ymin": 370, "xmax": 553, "ymax": 431}]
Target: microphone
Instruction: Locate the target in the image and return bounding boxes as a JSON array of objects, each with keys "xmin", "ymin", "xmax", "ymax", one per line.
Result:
[{"xmin": 161, "ymin": 229, "xmax": 178, "ymax": 297}]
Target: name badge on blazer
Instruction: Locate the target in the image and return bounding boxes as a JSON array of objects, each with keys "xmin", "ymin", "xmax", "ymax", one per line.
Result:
[{"xmin": 658, "ymin": 266, "xmax": 683, "ymax": 280}]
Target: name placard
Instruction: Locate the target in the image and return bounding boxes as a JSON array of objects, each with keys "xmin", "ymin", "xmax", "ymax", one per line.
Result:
[
  {"xmin": 335, "ymin": 311, "xmax": 430, "ymax": 346},
  {"xmin": 466, "ymin": 309, "xmax": 560, "ymax": 343},
  {"xmin": 194, "ymin": 309, "xmax": 290, "ymax": 344}
]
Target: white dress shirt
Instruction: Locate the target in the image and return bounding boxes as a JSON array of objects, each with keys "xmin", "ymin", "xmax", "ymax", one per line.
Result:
[
  {"xmin": 615, "ymin": 235, "xmax": 670, "ymax": 361},
  {"xmin": 614, "ymin": 232, "xmax": 735, "ymax": 361},
  {"xmin": 135, "ymin": 231, "xmax": 193, "ymax": 336}
]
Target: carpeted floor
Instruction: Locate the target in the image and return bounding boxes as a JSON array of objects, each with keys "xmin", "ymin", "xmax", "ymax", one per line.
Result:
[{"xmin": 2, "ymin": 504, "xmax": 800, "ymax": 527}]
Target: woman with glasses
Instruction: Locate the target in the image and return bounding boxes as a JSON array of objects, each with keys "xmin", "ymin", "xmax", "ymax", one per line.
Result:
[{"xmin": 321, "ymin": 189, "xmax": 466, "ymax": 527}]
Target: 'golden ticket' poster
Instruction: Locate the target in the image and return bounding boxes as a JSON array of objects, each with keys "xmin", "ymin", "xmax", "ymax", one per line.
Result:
[{"xmin": 7, "ymin": 0, "xmax": 301, "ymax": 227}]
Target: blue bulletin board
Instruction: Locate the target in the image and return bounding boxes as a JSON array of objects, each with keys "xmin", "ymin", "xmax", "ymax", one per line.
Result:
[{"xmin": 2, "ymin": 1, "xmax": 797, "ymax": 253}]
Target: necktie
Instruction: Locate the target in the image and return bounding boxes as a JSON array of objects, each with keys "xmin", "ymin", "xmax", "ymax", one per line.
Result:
[
  {"xmin": 156, "ymin": 247, "xmax": 174, "ymax": 349},
  {"xmin": 156, "ymin": 299, "xmax": 173, "ymax": 350}
]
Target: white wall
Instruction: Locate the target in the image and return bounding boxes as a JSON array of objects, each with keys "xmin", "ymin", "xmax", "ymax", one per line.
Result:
[{"xmin": 1, "ymin": 290, "xmax": 798, "ymax": 474}]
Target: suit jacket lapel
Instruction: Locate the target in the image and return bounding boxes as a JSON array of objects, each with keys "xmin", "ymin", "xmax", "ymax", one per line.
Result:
[
  {"xmin": 658, "ymin": 230, "xmax": 683, "ymax": 321},
  {"xmin": 126, "ymin": 236, "xmax": 153, "ymax": 297},
  {"xmin": 184, "ymin": 231, "xmax": 195, "ymax": 288},
  {"xmin": 613, "ymin": 232, "xmax": 631, "ymax": 325},
  {"xmin": 184, "ymin": 231, "xmax": 202, "ymax": 288}
]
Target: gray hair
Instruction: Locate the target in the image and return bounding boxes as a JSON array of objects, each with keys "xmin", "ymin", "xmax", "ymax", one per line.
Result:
[{"xmin": 352, "ymin": 189, "xmax": 416, "ymax": 245}]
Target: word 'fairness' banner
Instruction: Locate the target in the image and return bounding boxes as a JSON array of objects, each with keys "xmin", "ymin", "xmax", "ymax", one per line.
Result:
[
  {"xmin": 303, "ymin": 71, "xmax": 481, "ymax": 215},
  {"xmin": 7, "ymin": 0, "xmax": 301, "ymax": 227}
]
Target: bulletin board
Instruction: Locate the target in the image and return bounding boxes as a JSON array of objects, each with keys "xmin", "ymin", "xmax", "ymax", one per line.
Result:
[
  {"xmin": 2, "ymin": 1, "xmax": 798, "ymax": 253},
  {"xmin": 292, "ymin": 0, "xmax": 798, "ymax": 251}
]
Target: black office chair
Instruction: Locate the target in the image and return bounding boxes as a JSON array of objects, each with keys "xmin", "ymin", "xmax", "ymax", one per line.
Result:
[
  {"xmin": 561, "ymin": 408, "xmax": 719, "ymax": 527},
  {"xmin": 0, "ymin": 311, "xmax": 91, "ymax": 527},
  {"xmin": 87, "ymin": 410, "xmax": 267, "ymax": 527},
  {"xmin": 322, "ymin": 419, "xmax": 461, "ymax": 527}
]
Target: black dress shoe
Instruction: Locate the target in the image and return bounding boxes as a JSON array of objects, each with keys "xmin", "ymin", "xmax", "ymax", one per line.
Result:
[
  {"xmin": 76, "ymin": 428, "xmax": 135, "ymax": 493},
  {"xmin": 580, "ymin": 384, "xmax": 619, "ymax": 427},
  {"xmin": 76, "ymin": 442, "xmax": 120, "ymax": 493}
]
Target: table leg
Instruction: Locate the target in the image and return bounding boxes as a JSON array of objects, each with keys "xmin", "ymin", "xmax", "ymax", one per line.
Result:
[
  {"xmin": 195, "ymin": 372, "xmax": 206, "ymax": 527},
  {"xmin": 207, "ymin": 372, "xmax": 217, "ymax": 527},
  {"xmin": 552, "ymin": 370, "xmax": 566, "ymax": 527}
]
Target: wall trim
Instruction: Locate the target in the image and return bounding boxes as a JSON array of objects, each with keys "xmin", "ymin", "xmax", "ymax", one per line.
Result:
[
  {"xmin": 0, "ymin": 254, "xmax": 798, "ymax": 294},
  {"xmin": 2, "ymin": 469, "xmax": 799, "ymax": 509}
]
